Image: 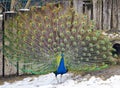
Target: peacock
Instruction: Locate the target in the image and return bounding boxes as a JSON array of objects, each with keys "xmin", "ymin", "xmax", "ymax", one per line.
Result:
[
  {"xmin": 54, "ymin": 53, "xmax": 68, "ymax": 83},
  {"xmin": 4, "ymin": 3, "xmax": 114, "ymax": 77}
]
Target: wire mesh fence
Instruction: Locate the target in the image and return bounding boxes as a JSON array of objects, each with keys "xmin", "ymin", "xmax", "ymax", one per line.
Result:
[{"xmin": 0, "ymin": 0, "xmax": 67, "ymax": 11}]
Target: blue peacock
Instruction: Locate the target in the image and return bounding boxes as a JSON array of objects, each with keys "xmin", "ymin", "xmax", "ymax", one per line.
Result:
[
  {"xmin": 54, "ymin": 53, "xmax": 68, "ymax": 82},
  {"xmin": 4, "ymin": 3, "xmax": 113, "ymax": 79}
]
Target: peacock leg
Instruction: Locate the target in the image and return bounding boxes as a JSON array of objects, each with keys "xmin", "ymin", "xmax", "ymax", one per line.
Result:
[
  {"xmin": 60, "ymin": 74, "xmax": 62, "ymax": 83},
  {"xmin": 56, "ymin": 76, "xmax": 59, "ymax": 83}
]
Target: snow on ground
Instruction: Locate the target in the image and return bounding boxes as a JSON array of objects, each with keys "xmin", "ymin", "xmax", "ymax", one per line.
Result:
[{"xmin": 0, "ymin": 73, "xmax": 120, "ymax": 88}]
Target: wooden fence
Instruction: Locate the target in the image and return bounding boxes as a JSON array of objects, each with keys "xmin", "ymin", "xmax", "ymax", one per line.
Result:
[{"xmin": 67, "ymin": 0, "xmax": 120, "ymax": 31}]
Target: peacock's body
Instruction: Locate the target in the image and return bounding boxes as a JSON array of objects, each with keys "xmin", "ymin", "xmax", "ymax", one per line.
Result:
[
  {"xmin": 4, "ymin": 3, "xmax": 113, "ymax": 75},
  {"xmin": 54, "ymin": 53, "xmax": 68, "ymax": 77}
]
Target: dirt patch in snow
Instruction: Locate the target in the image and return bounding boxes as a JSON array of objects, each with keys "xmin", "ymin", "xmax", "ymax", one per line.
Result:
[
  {"xmin": 87, "ymin": 65, "xmax": 120, "ymax": 80},
  {"xmin": 0, "ymin": 74, "xmax": 38, "ymax": 85}
]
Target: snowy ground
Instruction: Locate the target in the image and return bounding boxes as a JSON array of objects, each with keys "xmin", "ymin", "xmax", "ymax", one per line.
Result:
[{"xmin": 0, "ymin": 73, "xmax": 120, "ymax": 88}]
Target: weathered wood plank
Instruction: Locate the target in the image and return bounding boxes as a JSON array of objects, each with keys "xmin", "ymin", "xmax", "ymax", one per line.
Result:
[
  {"xmin": 73, "ymin": 0, "xmax": 83, "ymax": 14},
  {"xmin": 103, "ymin": 0, "xmax": 108, "ymax": 30},
  {"xmin": 93, "ymin": 0, "xmax": 97, "ymax": 29},
  {"xmin": 118, "ymin": 0, "xmax": 120, "ymax": 31},
  {"xmin": 10, "ymin": 0, "xmax": 16, "ymax": 11},
  {"xmin": 25, "ymin": 0, "xmax": 31, "ymax": 9}
]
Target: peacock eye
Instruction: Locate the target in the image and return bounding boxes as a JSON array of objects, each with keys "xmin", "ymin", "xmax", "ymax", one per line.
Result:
[
  {"xmin": 60, "ymin": 42, "xmax": 64, "ymax": 47},
  {"xmin": 56, "ymin": 37, "xmax": 59, "ymax": 40},
  {"xmin": 90, "ymin": 25, "xmax": 94, "ymax": 28},
  {"xmin": 44, "ymin": 16, "xmax": 49, "ymax": 20},
  {"xmin": 73, "ymin": 42, "xmax": 77, "ymax": 46},
  {"xmin": 46, "ymin": 24, "xmax": 51, "ymax": 28},
  {"xmin": 25, "ymin": 30, "xmax": 28, "ymax": 34},
  {"xmin": 96, "ymin": 31, "xmax": 101, "ymax": 36},
  {"xmin": 87, "ymin": 53, "xmax": 91, "ymax": 57},
  {"xmin": 64, "ymin": 38, "xmax": 67, "ymax": 42},
  {"xmin": 84, "ymin": 15, "xmax": 87, "ymax": 19},
  {"xmin": 85, "ymin": 36, "xmax": 90, "ymax": 41},
  {"xmin": 30, "ymin": 42, "xmax": 33, "ymax": 45},
  {"xmin": 42, "ymin": 30, "xmax": 45, "ymax": 34},
  {"xmin": 93, "ymin": 56, "xmax": 97, "ymax": 60},
  {"xmin": 60, "ymin": 24, "xmax": 65, "ymax": 28},
  {"xmin": 67, "ymin": 22, "xmax": 71, "ymax": 26},
  {"xmin": 77, "ymin": 35, "xmax": 81, "ymax": 39},
  {"xmin": 23, "ymin": 37, "xmax": 26, "ymax": 41},
  {"xmin": 87, "ymin": 29, "xmax": 92, "ymax": 32},
  {"xmin": 49, "ymin": 33, "xmax": 53, "ymax": 37},
  {"xmin": 48, "ymin": 39, "xmax": 52, "ymax": 43},
  {"xmin": 57, "ymin": 47, "xmax": 60, "ymax": 51},
  {"xmin": 82, "ymin": 21, "xmax": 85, "ymax": 25},
  {"xmin": 102, "ymin": 47, "xmax": 107, "ymax": 51},
  {"xmin": 61, "ymin": 48, "xmax": 65, "ymax": 52},
  {"xmin": 54, "ymin": 27, "xmax": 57, "ymax": 31},
  {"xmin": 81, "ymin": 41, "xmax": 85, "ymax": 46},
  {"xmin": 38, "ymin": 23, "xmax": 42, "ymax": 26},
  {"xmin": 73, "ymin": 21, "xmax": 78, "ymax": 25},
  {"xmin": 39, "ymin": 42, "xmax": 43, "ymax": 46},
  {"xmin": 66, "ymin": 44, "xmax": 70, "ymax": 48},
  {"xmin": 83, "ymin": 47, "xmax": 87, "ymax": 51},
  {"xmin": 82, "ymin": 53, "xmax": 86, "ymax": 56},
  {"xmin": 80, "ymin": 29, "xmax": 85, "ymax": 33},
  {"xmin": 93, "ymin": 37, "xmax": 97, "ymax": 41},
  {"xmin": 32, "ymin": 36, "xmax": 35, "ymax": 39},
  {"xmin": 96, "ymin": 45, "xmax": 100, "ymax": 49},
  {"xmin": 54, "ymin": 48, "xmax": 57, "ymax": 51},
  {"xmin": 96, "ymin": 51, "xmax": 100, "ymax": 54},
  {"xmin": 66, "ymin": 30, "xmax": 70, "ymax": 35},
  {"xmin": 80, "ymin": 57, "xmax": 83, "ymax": 60},
  {"xmin": 89, "ymin": 43, "xmax": 93, "ymax": 47},
  {"xmin": 40, "ymin": 36, "xmax": 44, "ymax": 40},
  {"xmin": 70, "ymin": 36, "xmax": 74, "ymax": 41},
  {"xmin": 67, "ymin": 15, "xmax": 72, "ymax": 19},
  {"xmin": 60, "ymin": 33, "xmax": 64, "ymax": 38},
  {"xmin": 103, "ymin": 54, "xmax": 107, "ymax": 58},
  {"xmin": 90, "ymin": 48, "xmax": 94, "ymax": 52},
  {"xmin": 100, "ymin": 40, "xmax": 105, "ymax": 44},
  {"xmin": 72, "ymin": 29, "xmax": 76, "ymax": 33},
  {"xmin": 59, "ymin": 16, "xmax": 63, "ymax": 19}
]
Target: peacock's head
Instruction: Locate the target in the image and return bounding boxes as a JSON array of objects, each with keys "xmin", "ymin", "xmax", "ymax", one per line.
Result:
[{"xmin": 61, "ymin": 53, "xmax": 64, "ymax": 58}]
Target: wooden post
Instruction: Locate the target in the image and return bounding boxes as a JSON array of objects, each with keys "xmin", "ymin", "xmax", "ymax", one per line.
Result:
[
  {"xmin": 112, "ymin": 0, "xmax": 119, "ymax": 31},
  {"xmin": 92, "ymin": 0, "xmax": 97, "ymax": 29},
  {"xmin": 103, "ymin": 0, "xmax": 108, "ymax": 30},
  {"xmin": 2, "ymin": 10, "xmax": 5, "ymax": 77},
  {"xmin": 108, "ymin": 0, "xmax": 112, "ymax": 30},
  {"xmin": 0, "ymin": 3, "xmax": 6, "ymax": 77},
  {"xmin": 118, "ymin": 0, "xmax": 120, "ymax": 31},
  {"xmin": 73, "ymin": 0, "xmax": 83, "ymax": 14},
  {"xmin": 25, "ymin": 0, "xmax": 31, "ymax": 9},
  {"xmin": 16, "ymin": 61, "xmax": 19, "ymax": 76},
  {"xmin": 10, "ymin": 0, "xmax": 16, "ymax": 11}
]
